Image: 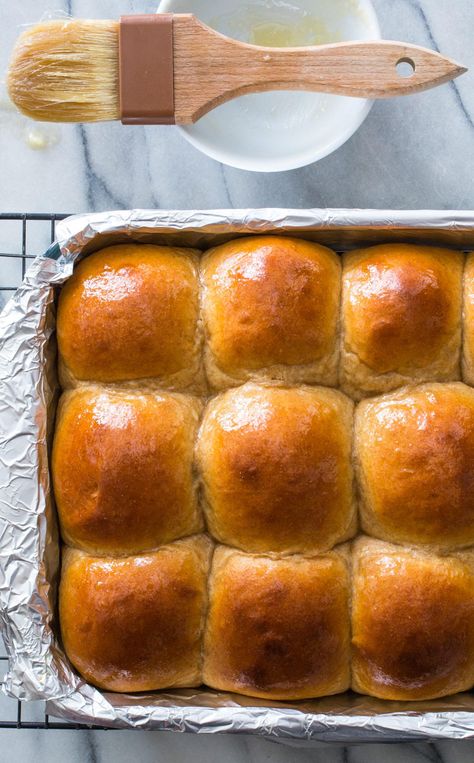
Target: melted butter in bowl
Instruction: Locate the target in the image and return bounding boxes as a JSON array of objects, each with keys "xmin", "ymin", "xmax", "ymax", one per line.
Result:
[
  {"xmin": 250, "ymin": 17, "xmax": 340, "ymax": 46},
  {"xmin": 158, "ymin": 0, "xmax": 381, "ymax": 171},
  {"xmin": 209, "ymin": 0, "xmax": 370, "ymax": 48}
]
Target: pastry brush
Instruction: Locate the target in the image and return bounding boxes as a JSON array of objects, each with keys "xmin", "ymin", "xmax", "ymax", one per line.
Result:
[{"xmin": 7, "ymin": 15, "xmax": 467, "ymax": 125}]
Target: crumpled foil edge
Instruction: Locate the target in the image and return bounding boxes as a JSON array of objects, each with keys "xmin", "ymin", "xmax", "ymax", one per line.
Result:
[{"xmin": 1, "ymin": 208, "xmax": 474, "ymax": 740}]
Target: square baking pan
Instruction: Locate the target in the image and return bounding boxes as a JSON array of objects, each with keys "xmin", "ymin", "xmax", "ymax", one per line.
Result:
[{"xmin": 2, "ymin": 208, "xmax": 474, "ymax": 742}]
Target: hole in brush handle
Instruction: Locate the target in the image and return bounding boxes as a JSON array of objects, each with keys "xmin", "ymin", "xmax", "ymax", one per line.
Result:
[{"xmin": 396, "ymin": 57, "xmax": 416, "ymax": 78}]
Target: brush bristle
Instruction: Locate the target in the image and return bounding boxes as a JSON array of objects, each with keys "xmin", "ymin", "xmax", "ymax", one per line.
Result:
[{"xmin": 7, "ymin": 19, "xmax": 120, "ymax": 123}]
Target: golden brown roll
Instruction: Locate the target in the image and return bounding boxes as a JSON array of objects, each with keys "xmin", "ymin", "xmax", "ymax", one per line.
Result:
[
  {"xmin": 57, "ymin": 244, "xmax": 202, "ymax": 390},
  {"xmin": 462, "ymin": 252, "xmax": 474, "ymax": 384},
  {"xmin": 352, "ymin": 537, "xmax": 474, "ymax": 700},
  {"xmin": 203, "ymin": 546, "xmax": 350, "ymax": 700},
  {"xmin": 201, "ymin": 236, "xmax": 341, "ymax": 390},
  {"xmin": 197, "ymin": 383, "xmax": 356, "ymax": 554},
  {"xmin": 355, "ymin": 383, "xmax": 474, "ymax": 549},
  {"xmin": 52, "ymin": 387, "xmax": 203, "ymax": 555},
  {"xmin": 59, "ymin": 536, "xmax": 212, "ymax": 692},
  {"xmin": 341, "ymin": 244, "xmax": 463, "ymax": 399}
]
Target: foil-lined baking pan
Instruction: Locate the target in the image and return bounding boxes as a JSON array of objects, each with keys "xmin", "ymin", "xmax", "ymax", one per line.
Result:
[{"xmin": 2, "ymin": 208, "xmax": 474, "ymax": 742}]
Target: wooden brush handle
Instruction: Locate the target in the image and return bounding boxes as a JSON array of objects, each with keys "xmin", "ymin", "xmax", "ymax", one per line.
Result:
[{"xmin": 173, "ymin": 15, "xmax": 467, "ymax": 124}]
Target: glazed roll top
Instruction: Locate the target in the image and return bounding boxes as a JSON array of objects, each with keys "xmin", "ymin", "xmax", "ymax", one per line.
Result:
[
  {"xmin": 52, "ymin": 387, "xmax": 203, "ymax": 555},
  {"xmin": 355, "ymin": 382, "xmax": 474, "ymax": 549},
  {"xmin": 202, "ymin": 546, "xmax": 351, "ymax": 700},
  {"xmin": 341, "ymin": 244, "xmax": 463, "ymax": 398},
  {"xmin": 201, "ymin": 236, "xmax": 341, "ymax": 389},
  {"xmin": 57, "ymin": 244, "xmax": 202, "ymax": 390},
  {"xmin": 352, "ymin": 537, "xmax": 474, "ymax": 700},
  {"xmin": 59, "ymin": 536, "xmax": 212, "ymax": 692},
  {"xmin": 197, "ymin": 383, "xmax": 356, "ymax": 554}
]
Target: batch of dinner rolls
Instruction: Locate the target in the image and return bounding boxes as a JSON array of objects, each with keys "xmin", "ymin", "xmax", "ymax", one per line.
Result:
[{"xmin": 54, "ymin": 236, "xmax": 474, "ymax": 702}]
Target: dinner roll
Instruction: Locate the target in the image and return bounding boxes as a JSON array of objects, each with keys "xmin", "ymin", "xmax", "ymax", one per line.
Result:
[
  {"xmin": 203, "ymin": 546, "xmax": 350, "ymax": 700},
  {"xmin": 60, "ymin": 536, "xmax": 212, "ymax": 692},
  {"xmin": 352, "ymin": 537, "xmax": 474, "ymax": 700},
  {"xmin": 355, "ymin": 383, "xmax": 474, "ymax": 549},
  {"xmin": 463, "ymin": 252, "xmax": 474, "ymax": 384},
  {"xmin": 52, "ymin": 387, "xmax": 203, "ymax": 555},
  {"xmin": 201, "ymin": 236, "xmax": 340, "ymax": 390},
  {"xmin": 197, "ymin": 383, "xmax": 356, "ymax": 554},
  {"xmin": 57, "ymin": 244, "xmax": 203, "ymax": 390},
  {"xmin": 341, "ymin": 244, "xmax": 463, "ymax": 399}
]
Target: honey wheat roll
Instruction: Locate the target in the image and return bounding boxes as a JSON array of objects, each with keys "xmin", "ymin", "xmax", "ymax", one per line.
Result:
[
  {"xmin": 201, "ymin": 236, "xmax": 341, "ymax": 390},
  {"xmin": 341, "ymin": 244, "xmax": 463, "ymax": 399},
  {"xmin": 57, "ymin": 243, "xmax": 203, "ymax": 391},
  {"xmin": 52, "ymin": 387, "xmax": 203, "ymax": 555},
  {"xmin": 355, "ymin": 382, "xmax": 474, "ymax": 549},
  {"xmin": 352, "ymin": 537, "xmax": 474, "ymax": 700},
  {"xmin": 60, "ymin": 536, "xmax": 212, "ymax": 692},
  {"xmin": 197, "ymin": 382, "xmax": 356, "ymax": 554},
  {"xmin": 203, "ymin": 545, "xmax": 351, "ymax": 700}
]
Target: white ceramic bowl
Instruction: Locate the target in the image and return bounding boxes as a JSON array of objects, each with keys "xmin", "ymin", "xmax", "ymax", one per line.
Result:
[{"xmin": 157, "ymin": 0, "xmax": 380, "ymax": 172}]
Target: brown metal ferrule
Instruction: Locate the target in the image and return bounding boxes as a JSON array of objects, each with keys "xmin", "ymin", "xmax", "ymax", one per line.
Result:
[{"xmin": 119, "ymin": 14, "xmax": 175, "ymax": 125}]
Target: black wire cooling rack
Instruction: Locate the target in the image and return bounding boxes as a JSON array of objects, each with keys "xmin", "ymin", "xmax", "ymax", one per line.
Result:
[{"xmin": 0, "ymin": 213, "xmax": 111, "ymax": 730}]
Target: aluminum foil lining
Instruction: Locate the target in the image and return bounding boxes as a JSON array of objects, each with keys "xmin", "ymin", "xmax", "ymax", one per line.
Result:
[{"xmin": 2, "ymin": 208, "xmax": 474, "ymax": 741}]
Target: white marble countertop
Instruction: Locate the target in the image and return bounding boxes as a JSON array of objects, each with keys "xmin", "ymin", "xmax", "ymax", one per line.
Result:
[
  {"xmin": 1, "ymin": 0, "xmax": 474, "ymax": 211},
  {"xmin": 1, "ymin": 0, "xmax": 474, "ymax": 760}
]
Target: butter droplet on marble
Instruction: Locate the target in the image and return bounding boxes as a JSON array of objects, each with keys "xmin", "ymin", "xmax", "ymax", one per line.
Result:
[
  {"xmin": 26, "ymin": 130, "xmax": 49, "ymax": 150},
  {"xmin": 24, "ymin": 126, "xmax": 60, "ymax": 151}
]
